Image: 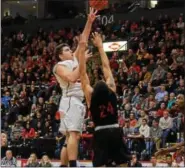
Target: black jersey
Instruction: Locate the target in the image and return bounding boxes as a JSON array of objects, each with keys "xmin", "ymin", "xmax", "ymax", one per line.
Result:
[{"xmin": 89, "ymin": 81, "xmax": 118, "ymax": 127}]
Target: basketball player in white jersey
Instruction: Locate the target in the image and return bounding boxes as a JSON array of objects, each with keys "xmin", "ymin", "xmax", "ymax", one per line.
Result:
[{"xmin": 53, "ymin": 8, "xmax": 98, "ymax": 167}]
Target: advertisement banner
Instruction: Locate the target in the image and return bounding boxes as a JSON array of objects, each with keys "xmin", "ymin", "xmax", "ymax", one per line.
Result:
[
  {"xmin": 17, "ymin": 159, "xmax": 169, "ymax": 167},
  {"xmin": 103, "ymin": 41, "xmax": 127, "ymax": 52}
]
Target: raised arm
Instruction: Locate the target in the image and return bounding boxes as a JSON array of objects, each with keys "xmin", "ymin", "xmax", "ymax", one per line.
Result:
[
  {"xmin": 78, "ymin": 35, "xmax": 93, "ymax": 108},
  {"xmin": 74, "ymin": 8, "xmax": 98, "ymax": 59},
  {"xmin": 92, "ymin": 32, "xmax": 116, "ymax": 92}
]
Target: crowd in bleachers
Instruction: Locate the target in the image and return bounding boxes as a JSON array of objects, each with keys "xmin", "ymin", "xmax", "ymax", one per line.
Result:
[{"xmin": 1, "ymin": 12, "xmax": 185, "ymax": 166}]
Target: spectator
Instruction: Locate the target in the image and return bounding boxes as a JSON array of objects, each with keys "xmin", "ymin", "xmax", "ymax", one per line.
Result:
[
  {"xmin": 139, "ymin": 66, "xmax": 151, "ymax": 83},
  {"xmin": 7, "ymin": 97, "xmax": 20, "ymax": 125},
  {"xmin": 137, "ymin": 110, "xmax": 149, "ymax": 128},
  {"xmin": 167, "ymin": 92, "xmax": 176, "ymax": 110},
  {"xmin": 1, "ymin": 150, "xmax": 17, "ymax": 167},
  {"xmin": 1, "ymin": 91, "xmax": 11, "ymax": 110},
  {"xmin": 148, "ymin": 111, "xmax": 160, "ymax": 126},
  {"xmin": 125, "ymin": 49, "xmax": 137, "ymax": 67},
  {"xmin": 39, "ymin": 155, "xmax": 52, "ymax": 167},
  {"xmin": 123, "ymin": 103, "xmax": 132, "ymax": 119},
  {"xmin": 11, "ymin": 121, "xmax": 24, "ymax": 141},
  {"xmin": 139, "ymin": 119, "xmax": 150, "ymax": 138},
  {"xmin": 128, "ymin": 154, "xmax": 142, "ymax": 167},
  {"xmin": 123, "ymin": 119, "xmax": 135, "ymax": 136},
  {"xmin": 32, "ymin": 112, "xmax": 43, "ymax": 128},
  {"xmin": 150, "ymin": 156, "xmax": 159, "ymax": 167},
  {"xmin": 22, "ymin": 122, "xmax": 36, "ymax": 139},
  {"xmin": 34, "ymin": 121, "xmax": 43, "ymax": 137},
  {"xmin": 177, "ymin": 16, "xmax": 184, "ymax": 29},
  {"xmin": 157, "ymin": 102, "xmax": 167, "ymax": 117},
  {"xmin": 155, "ymin": 84, "xmax": 168, "ymax": 102},
  {"xmin": 129, "ymin": 113, "xmax": 138, "ymax": 128},
  {"xmin": 131, "ymin": 87, "xmax": 140, "ymax": 106},
  {"xmin": 150, "ymin": 65, "xmax": 166, "ymax": 86},
  {"xmin": 1, "ymin": 132, "xmax": 8, "ymax": 147},
  {"xmin": 2, "ymin": 121, "xmax": 12, "ymax": 139},
  {"xmin": 25, "ymin": 153, "xmax": 40, "ymax": 167},
  {"xmin": 86, "ymin": 121, "xmax": 94, "ymax": 134},
  {"xmin": 176, "ymin": 79, "xmax": 184, "ymax": 95},
  {"xmin": 159, "ymin": 111, "xmax": 173, "ymax": 147},
  {"xmin": 149, "ymin": 119, "xmax": 162, "ymax": 151},
  {"xmin": 50, "ymin": 90, "xmax": 60, "ymax": 105}
]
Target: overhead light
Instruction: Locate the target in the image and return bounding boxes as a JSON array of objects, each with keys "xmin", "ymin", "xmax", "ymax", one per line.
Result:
[
  {"xmin": 33, "ymin": 5, "xmax": 36, "ymax": 8},
  {"xmin": 17, "ymin": 1, "xmax": 20, "ymax": 3},
  {"xmin": 150, "ymin": 0, "xmax": 158, "ymax": 8}
]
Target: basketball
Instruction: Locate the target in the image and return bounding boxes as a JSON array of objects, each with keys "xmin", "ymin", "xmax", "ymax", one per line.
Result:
[{"xmin": 89, "ymin": 0, "xmax": 108, "ymax": 11}]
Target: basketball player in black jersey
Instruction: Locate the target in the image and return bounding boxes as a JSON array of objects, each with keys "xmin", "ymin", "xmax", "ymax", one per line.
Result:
[{"xmin": 78, "ymin": 32, "xmax": 131, "ymax": 166}]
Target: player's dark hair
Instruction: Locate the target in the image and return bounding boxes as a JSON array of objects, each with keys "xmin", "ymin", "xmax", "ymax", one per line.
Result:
[
  {"xmin": 91, "ymin": 81, "xmax": 111, "ymax": 106},
  {"xmin": 55, "ymin": 43, "xmax": 69, "ymax": 61}
]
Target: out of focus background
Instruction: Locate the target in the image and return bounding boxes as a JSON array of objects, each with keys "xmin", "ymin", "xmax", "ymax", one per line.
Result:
[{"xmin": 1, "ymin": 0, "xmax": 185, "ymax": 167}]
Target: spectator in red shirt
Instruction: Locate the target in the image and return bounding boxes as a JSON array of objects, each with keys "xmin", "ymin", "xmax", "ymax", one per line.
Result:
[
  {"xmin": 130, "ymin": 22, "xmax": 138, "ymax": 32},
  {"xmin": 110, "ymin": 57, "xmax": 119, "ymax": 71},
  {"xmin": 157, "ymin": 102, "xmax": 167, "ymax": 117},
  {"xmin": 22, "ymin": 122, "xmax": 35, "ymax": 139},
  {"xmin": 128, "ymin": 62, "xmax": 141, "ymax": 74},
  {"xmin": 129, "ymin": 113, "xmax": 137, "ymax": 128}
]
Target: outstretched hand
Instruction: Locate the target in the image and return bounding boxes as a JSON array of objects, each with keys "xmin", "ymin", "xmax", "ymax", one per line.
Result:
[
  {"xmin": 88, "ymin": 7, "xmax": 99, "ymax": 23},
  {"xmin": 85, "ymin": 49, "xmax": 93, "ymax": 61},
  {"xmin": 92, "ymin": 32, "xmax": 103, "ymax": 48}
]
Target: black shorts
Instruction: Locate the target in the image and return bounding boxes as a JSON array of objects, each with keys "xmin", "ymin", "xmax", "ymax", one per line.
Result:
[{"xmin": 92, "ymin": 127, "xmax": 131, "ymax": 167}]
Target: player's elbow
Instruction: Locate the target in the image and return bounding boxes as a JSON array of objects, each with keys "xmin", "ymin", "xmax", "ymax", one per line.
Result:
[{"xmin": 81, "ymin": 71, "xmax": 86, "ymax": 76}]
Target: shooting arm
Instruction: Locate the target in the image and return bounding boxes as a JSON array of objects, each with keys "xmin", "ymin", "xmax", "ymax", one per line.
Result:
[
  {"xmin": 78, "ymin": 41, "xmax": 93, "ymax": 108},
  {"xmin": 74, "ymin": 19, "xmax": 93, "ymax": 59},
  {"xmin": 55, "ymin": 65, "xmax": 80, "ymax": 83},
  {"xmin": 74, "ymin": 8, "xmax": 96, "ymax": 60}
]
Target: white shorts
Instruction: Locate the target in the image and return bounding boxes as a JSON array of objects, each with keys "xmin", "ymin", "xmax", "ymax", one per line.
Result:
[{"xmin": 58, "ymin": 97, "xmax": 86, "ymax": 133}]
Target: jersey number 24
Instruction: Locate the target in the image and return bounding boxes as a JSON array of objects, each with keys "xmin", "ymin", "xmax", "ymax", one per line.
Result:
[{"xmin": 99, "ymin": 102, "xmax": 114, "ymax": 118}]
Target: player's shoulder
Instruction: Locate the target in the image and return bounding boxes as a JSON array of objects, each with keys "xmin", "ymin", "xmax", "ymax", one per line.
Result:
[{"xmin": 57, "ymin": 60, "xmax": 73, "ymax": 65}]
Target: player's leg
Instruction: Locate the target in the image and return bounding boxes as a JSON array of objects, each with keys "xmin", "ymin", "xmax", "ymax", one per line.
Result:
[
  {"xmin": 65, "ymin": 99, "xmax": 86, "ymax": 167},
  {"xmin": 58, "ymin": 98, "xmax": 70, "ymax": 167},
  {"xmin": 92, "ymin": 129, "xmax": 108, "ymax": 167},
  {"xmin": 67, "ymin": 131, "xmax": 81, "ymax": 167},
  {"xmin": 60, "ymin": 133, "xmax": 69, "ymax": 167},
  {"xmin": 112, "ymin": 128, "xmax": 131, "ymax": 166}
]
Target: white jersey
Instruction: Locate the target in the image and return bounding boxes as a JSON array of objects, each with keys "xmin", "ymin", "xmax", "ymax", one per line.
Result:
[{"xmin": 53, "ymin": 57, "xmax": 84, "ymax": 100}]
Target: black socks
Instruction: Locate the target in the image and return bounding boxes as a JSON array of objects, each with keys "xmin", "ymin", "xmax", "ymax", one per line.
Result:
[{"xmin": 69, "ymin": 160, "xmax": 77, "ymax": 167}]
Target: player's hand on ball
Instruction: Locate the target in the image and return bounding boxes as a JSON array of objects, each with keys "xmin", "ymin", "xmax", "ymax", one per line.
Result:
[
  {"xmin": 88, "ymin": 7, "xmax": 99, "ymax": 23},
  {"xmin": 92, "ymin": 32, "xmax": 103, "ymax": 48}
]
